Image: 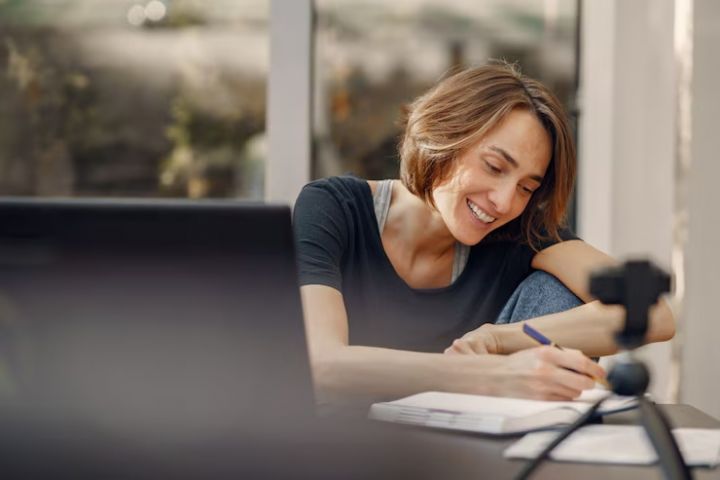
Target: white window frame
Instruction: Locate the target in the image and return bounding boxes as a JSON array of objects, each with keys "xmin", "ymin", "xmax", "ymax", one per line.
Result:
[{"xmin": 266, "ymin": 0, "xmax": 313, "ymax": 206}]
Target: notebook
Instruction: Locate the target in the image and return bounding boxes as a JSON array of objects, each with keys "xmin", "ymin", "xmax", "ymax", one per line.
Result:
[
  {"xmin": 369, "ymin": 388, "xmax": 637, "ymax": 435},
  {"xmin": 504, "ymin": 425, "xmax": 720, "ymax": 467}
]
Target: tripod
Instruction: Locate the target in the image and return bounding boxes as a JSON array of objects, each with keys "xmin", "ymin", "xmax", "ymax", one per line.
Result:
[{"xmin": 516, "ymin": 260, "xmax": 692, "ymax": 480}]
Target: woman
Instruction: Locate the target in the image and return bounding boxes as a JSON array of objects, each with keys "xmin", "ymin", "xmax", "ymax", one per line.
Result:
[{"xmin": 294, "ymin": 63, "xmax": 674, "ymax": 406}]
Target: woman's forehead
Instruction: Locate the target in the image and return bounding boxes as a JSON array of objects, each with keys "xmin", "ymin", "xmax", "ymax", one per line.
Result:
[{"xmin": 473, "ymin": 111, "xmax": 552, "ymax": 175}]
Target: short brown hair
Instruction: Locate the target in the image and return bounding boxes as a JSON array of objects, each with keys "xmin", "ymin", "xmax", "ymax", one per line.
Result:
[{"xmin": 399, "ymin": 63, "xmax": 576, "ymax": 250}]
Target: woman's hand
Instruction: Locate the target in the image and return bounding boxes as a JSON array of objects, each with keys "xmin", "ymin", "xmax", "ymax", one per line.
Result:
[
  {"xmin": 487, "ymin": 346, "xmax": 607, "ymax": 401},
  {"xmin": 444, "ymin": 324, "xmax": 500, "ymax": 355}
]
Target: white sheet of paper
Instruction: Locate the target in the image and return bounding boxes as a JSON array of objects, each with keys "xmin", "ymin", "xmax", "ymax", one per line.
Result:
[{"xmin": 504, "ymin": 425, "xmax": 720, "ymax": 467}]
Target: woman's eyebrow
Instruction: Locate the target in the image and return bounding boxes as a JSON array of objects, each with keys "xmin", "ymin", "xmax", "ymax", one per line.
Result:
[{"xmin": 488, "ymin": 145, "xmax": 544, "ymax": 183}]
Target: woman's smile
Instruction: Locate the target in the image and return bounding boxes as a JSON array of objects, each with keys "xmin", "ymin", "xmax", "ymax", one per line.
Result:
[{"xmin": 466, "ymin": 198, "xmax": 496, "ymax": 224}]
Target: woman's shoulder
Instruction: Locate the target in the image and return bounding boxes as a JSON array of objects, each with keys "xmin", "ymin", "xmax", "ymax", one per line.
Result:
[
  {"xmin": 301, "ymin": 175, "xmax": 371, "ymax": 199},
  {"xmin": 294, "ymin": 176, "xmax": 380, "ymax": 243},
  {"xmin": 295, "ymin": 176, "xmax": 377, "ymax": 222},
  {"xmin": 468, "ymin": 226, "xmax": 581, "ymax": 276}
]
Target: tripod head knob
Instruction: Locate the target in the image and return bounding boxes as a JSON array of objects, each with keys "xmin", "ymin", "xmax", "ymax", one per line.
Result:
[{"xmin": 607, "ymin": 353, "xmax": 650, "ymax": 396}]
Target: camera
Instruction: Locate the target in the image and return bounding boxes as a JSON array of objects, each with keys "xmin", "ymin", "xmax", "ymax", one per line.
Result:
[{"xmin": 589, "ymin": 260, "xmax": 671, "ymax": 349}]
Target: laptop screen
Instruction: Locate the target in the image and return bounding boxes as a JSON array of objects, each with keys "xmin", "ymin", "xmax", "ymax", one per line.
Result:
[{"xmin": 0, "ymin": 198, "xmax": 315, "ymax": 440}]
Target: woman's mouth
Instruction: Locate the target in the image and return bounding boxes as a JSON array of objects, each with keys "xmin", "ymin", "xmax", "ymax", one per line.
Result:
[{"xmin": 467, "ymin": 199, "xmax": 496, "ymax": 224}]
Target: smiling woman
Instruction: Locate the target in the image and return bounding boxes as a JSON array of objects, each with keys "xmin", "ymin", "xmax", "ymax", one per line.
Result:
[
  {"xmin": 293, "ymin": 63, "xmax": 675, "ymax": 408},
  {"xmin": 400, "ymin": 65, "xmax": 575, "ymax": 251}
]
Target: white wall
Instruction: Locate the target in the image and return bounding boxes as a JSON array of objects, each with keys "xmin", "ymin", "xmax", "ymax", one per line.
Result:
[
  {"xmin": 582, "ymin": 0, "xmax": 720, "ymax": 418},
  {"xmin": 579, "ymin": 0, "xmax": 675, "ymax": 401},
  {"xmin": 682, "ymin": 0, "xmax": 720, "ymax": 419}
]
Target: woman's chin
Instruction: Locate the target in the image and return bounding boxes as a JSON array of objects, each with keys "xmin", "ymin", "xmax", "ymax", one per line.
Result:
[
  {"xmin": 452, "ymin": 218, "xmax": 507, "ymax": 245},
  {"xmin": 452, "ymin": 228, "xmax": 491, "ymax": 246}
]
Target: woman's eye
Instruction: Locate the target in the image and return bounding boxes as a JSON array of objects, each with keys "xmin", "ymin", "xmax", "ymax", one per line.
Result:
[
  {"xmin": 484, "ymin": 161, "xmax": 502, "ymax": 174},
  {"xmin": 519, "ymin": 185, "xmax": 535, "ymax": 195}
]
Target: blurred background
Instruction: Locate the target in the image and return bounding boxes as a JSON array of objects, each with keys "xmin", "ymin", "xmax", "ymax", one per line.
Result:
[
  {"xmin": 0, "ymin": 0, "xmax": 268, "ymax": 200},
  {"xmin": 0, "ymin": 0, "xmax": 578, "ymax": 200},
  {"xmin": 1, "ymin": 0, "xmax": 719, "ymax": 419}
]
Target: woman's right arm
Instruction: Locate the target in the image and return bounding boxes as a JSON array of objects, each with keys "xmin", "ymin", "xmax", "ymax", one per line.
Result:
[{"xmin": 300, "ymin": 284, "xmax": 606, "ymax": 404}]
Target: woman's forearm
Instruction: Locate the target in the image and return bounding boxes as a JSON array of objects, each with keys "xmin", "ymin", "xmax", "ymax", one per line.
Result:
[
  {"xmin": 311, "ymin": 345, "xmax": 501, "ymax": 404},
  {"xmin": 300, "ymin": 286, "xmax": 612, "ymax": 405},
  {"xmin": 489, "ymin": 299, "xmax": 676, "ymax": 357},
  {"xmin": 312, "ymin": 343, "xmax": 607, "ymax": 405}
]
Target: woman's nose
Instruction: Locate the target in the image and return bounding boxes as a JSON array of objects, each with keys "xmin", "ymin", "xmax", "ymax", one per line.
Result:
[{"xmin": 488, "ymin": 182, "xmax": 515, "ymax": 215}]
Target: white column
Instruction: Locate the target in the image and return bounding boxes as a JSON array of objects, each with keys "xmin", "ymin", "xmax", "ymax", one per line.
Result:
[
  {"xmin": 580, "ymin": 0, "xmax": 676, "ymax": 401},
  {"xmin": 577, "ymin": 0, "xmax": 614, "ymax": 254},
  {"xmin": 266, "ymin": 0, "xmax": 312, "ymax": 205},
  {"xmin": 682, "ymin": 0, "xmax": 720, "ymax": 419}
]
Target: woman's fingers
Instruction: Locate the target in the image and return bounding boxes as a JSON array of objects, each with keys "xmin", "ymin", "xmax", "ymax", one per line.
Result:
[
  {"xmin": 464, "ymin": 337, "xmax": 489, "ymax": 354},
  {"xmin": 444, "ymin": 338, "xmax": 486, "ymax": 355},
  {"xmin": 503, "ymin": 346, "xmax": 607, "ymax": 400},
  {"xmin": 541, "ymin": 346, "xmax": 606, "ymax": 381},
  {"xmin": 444, "ymin": 338, "xmax": 488, "ymax": 355},
  {"xmin": 534, "ymin": 346, "xmax": 606, "ymax": 395},
  {"xmin": 546, "ymin": 366, "xmax": 594, "ymax": 397}
]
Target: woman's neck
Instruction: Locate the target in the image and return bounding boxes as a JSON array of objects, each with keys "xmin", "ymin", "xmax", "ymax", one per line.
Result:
[{"xmin": 384, "ymin": 182, "xmax": 456, "ymax": 262}]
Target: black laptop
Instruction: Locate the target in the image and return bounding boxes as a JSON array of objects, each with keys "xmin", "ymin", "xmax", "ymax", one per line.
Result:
[
  {"xmin": 0, "ymin": 198, "xmax": 315, "ymax": 439},
  {"xmin": 0, "ymin": 198, "xmax": 480, "ymax": 480}
]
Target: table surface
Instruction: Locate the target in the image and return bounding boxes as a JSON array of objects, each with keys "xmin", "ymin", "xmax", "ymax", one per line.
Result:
[
  {"xmin": 401, "ymin": 404, "xmax": 720, "ymax": 480},
  {"xmin": 3, "ymin": 402, "xmax": 717, "ymax": 479}
]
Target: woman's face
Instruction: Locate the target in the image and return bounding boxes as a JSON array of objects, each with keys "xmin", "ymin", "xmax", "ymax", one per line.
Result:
[{"xmin": 432, "ymin": 108, "xmax": 552, "ymax": 245}]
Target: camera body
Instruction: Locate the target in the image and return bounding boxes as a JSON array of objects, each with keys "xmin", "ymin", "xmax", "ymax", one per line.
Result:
[{"xmin": 589, "ymin": 260, "xmax": 671, "ymax": 349}]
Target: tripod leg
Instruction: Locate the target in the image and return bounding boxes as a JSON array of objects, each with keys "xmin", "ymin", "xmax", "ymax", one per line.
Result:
[
  {"xmin": 638, "ymin": 397, "xmax": 693, "ymax": 480},
  {"xmin": 514, "ymin": 397, "xmax": 605, "ymax": 480}
]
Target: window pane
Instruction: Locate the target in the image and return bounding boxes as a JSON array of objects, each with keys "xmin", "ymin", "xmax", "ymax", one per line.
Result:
[
  {"xmin": 312, "ymin": 0, "xmax": 579, "ymax": 181},
  {"xmin": 0, "ymin": 0, "xmax": 268, "ymax": 199}
]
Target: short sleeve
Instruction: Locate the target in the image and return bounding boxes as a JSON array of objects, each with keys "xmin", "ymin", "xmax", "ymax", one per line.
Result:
[
  {"xmin": 536, "ymin": 227, "xmax": 580, "ymax": 251},
  {"xmin": 510, "ymin": 227, "xmax": 582, "ymax": 273},
  {"xmin": 292, "ymin": 181, "xmax": 349, "ymax": 291}
]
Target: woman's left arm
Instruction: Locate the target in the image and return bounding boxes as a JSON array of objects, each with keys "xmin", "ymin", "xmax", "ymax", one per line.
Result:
[
  {"xmin": 531, "ymin": 239, "xmax": 617, "ymax": 303},
  {"xmin": 451, "ymin": 240, "xmax": 676, "ymax": 357}
]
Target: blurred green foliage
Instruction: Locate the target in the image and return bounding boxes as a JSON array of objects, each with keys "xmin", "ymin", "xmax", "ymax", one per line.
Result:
[{"xmin": 0, "ymin": 0, "xmax": 267, "ymax": 198}]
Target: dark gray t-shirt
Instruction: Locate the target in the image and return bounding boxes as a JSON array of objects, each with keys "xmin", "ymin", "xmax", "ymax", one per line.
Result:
[{"xmin": 293, "ymin": 175, "xmax": 575, "ymax": 353}]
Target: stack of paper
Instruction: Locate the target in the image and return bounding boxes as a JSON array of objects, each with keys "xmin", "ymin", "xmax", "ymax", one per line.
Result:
[{"xmin": 504, "ymin": 425, "xmax": 720, "ymax": 467}]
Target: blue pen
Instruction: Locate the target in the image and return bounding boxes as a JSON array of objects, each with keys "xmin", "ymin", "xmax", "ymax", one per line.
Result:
[
  {"xmin": 522, "ymin": 322, "xmax": 564, "ymax": 350},
  {"xmin": 522, "ymin": 322, "xmax": 610, "ymax": 388}
]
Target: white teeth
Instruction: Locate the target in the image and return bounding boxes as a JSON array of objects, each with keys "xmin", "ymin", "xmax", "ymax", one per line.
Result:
[{"xmin": 467, "ymin": 200, "xmax": 496, "ymax": 223}]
